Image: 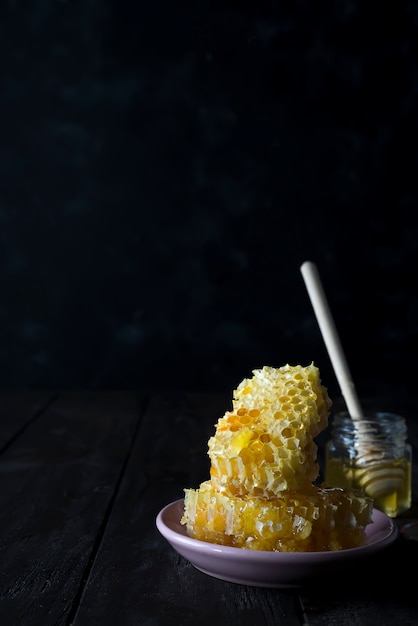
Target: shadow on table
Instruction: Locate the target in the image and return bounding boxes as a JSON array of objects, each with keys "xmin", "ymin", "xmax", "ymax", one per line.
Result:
[{"xmin": 301, "ymin": 512, "xmax": 418, "ymax": 608}]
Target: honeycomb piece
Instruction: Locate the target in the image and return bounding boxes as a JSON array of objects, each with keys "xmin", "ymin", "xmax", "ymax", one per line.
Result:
[
  {"xmin": 181, "ymin": 480, "xmax": 373, "ymax": 552},
  {"xmin": 233, "ymin": 363, "xmax": 331, "ymax": 437},
  {"xmin": 208, "ymin": 364, "xmax": 332, "ymax": 497},
  {"xmin": 181, "ymin": 363, "xmax": 373, "ymax": 553},
  {"xmin": 209, "ymin": 406, "xmax": 319, "ymax": 496}
]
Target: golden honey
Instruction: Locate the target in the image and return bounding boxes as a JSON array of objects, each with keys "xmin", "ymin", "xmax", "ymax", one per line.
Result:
[{"xmin": 325, "ymin": 411, "xmax": 412, "ymax": 518}]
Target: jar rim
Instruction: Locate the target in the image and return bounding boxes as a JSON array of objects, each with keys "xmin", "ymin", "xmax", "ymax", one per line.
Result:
[{"xmin": 333, "ymin": 411, "xmax": 405, "ymax": 423}]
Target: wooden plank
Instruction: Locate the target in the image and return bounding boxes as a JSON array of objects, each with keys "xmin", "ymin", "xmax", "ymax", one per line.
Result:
[
  {"xmin": 300, "ymin": 535, "xmax": 418, "ymax": 625},
  {"xmin": 0, "ymin": 391, "xmax": 56, "ymax": 451},
  {"xmin": 72, "ymin": 392, "xmax": 304, "ymax": 626},
  {"xmin": 0, "ymin": 391, "xmax": 140, "ymax": 626}
]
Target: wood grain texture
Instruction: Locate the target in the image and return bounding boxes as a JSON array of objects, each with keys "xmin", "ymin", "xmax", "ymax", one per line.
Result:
[
  {"xmin": 0, "ymin": 391, "xmax": 140, "ymax": 625},
  {"xmin": 0, "ymin": 391, "xmax": 56, "ymax": 451},
  {"xmin": 0, "ymin": 392, "xmax": 417, "ymax": 625}
]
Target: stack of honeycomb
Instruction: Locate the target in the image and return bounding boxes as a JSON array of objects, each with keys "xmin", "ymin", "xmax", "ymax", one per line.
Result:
[{"xmin": 181, "ymin": 364, "xmax": 374, "ymax": 552}]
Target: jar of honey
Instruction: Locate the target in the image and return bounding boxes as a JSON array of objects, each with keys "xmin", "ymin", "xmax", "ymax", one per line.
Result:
[{"xmin": 325, "ymin": 411, "xmax": 412, "ymax": 518}]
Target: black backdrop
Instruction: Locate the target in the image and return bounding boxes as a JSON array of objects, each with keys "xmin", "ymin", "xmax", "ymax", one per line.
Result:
[{"xmin": 1, "ymin": 1, "xmax": 417, "ymax": 401}]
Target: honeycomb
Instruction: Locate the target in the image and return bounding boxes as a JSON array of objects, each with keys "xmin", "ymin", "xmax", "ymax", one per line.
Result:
[
  {"xmin": 181, "ymin": 363, "xmax": 373, "ymax": 552},
  {"xmin": 183, "ymin": 480, "xmax": 372, "ymax": 552},
  {"xmin": 208, "ymin": 364, "xmax": 332, "ymax": 497}
]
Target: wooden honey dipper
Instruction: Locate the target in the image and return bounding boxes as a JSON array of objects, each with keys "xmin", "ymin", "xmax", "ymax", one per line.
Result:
[{"xmin": 300, "ymin": 261, "xmax": 406, "ymax": 501}]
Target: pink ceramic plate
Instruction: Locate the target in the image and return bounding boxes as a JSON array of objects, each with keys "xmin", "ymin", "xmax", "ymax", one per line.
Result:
[{"xmin": 156, "ymin": 499, "xmax": 398, "ymax": 588}]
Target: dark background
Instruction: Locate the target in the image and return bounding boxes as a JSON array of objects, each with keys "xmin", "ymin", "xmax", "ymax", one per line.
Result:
[{"xmin": 0, "ymin": 1, "xmax": 417, "ymax": 402}]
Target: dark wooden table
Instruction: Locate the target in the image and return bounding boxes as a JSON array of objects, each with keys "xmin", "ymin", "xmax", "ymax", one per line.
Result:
[{"xmin": 1, "ymin": 390, "xmax": 418, "ymax": 625}]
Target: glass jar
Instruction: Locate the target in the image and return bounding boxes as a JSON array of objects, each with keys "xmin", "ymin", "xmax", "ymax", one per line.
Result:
[{"xmin": 325, "ymin": 411, "xmax": 412, "ymax": 518}]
